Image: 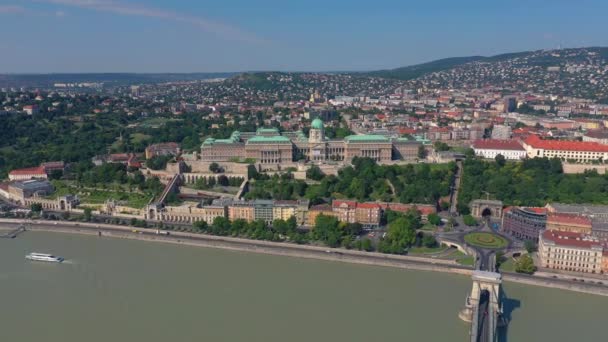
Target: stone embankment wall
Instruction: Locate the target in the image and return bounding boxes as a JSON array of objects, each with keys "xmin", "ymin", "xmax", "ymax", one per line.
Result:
[
  {"xmin": 562, "ymin": 163, "xmax": 608, "ymax": 174},
  {"xmin": 502, "ymin": 273, "xmax": 608, "ymax": 297}
]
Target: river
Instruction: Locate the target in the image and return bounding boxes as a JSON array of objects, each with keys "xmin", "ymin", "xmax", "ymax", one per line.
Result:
[{"xmin": 1, "ymin": 231, "xmax": 606, "ymax": 341}]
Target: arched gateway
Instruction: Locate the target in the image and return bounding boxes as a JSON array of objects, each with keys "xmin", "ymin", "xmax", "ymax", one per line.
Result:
[{"xmin": 470, "ymin": 200, "xmax": 504, "ymax": 220}]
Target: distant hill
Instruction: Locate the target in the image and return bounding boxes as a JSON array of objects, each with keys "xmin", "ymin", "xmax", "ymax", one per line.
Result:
[
  {"xmin": 0, "ymin": 72, "xmax": 237, "ymax": 88},
  {"xmin": 366, "ymin": 51, "xmax": 533, "ymax": 80},
  {"xmin": 366, "ymin": 47, "xmax": 608, "ymax": 102}
]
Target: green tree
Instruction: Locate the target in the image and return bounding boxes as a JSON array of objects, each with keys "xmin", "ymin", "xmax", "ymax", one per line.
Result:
[
  {"xmin": 417, "ymin": 145, "xmax": 427, "ymax": 159},
  {"xmin": 30, "ymin": 203, "xmax": 43, "ymax": 213},
  {"xmin": 515, "ymin": 254, "xmax": 536, "ymax": 274},
  {"xmin": 495, "ymin": 154, "xmax": 506, "ymax": 167},
  {"xmin": 313, "ymin": 214, "xmax": 343, "ymax": 248},
  {"xmin": 379, "ymin": 217, "xmax": 416, "ymax": 254},
  {"xmin": 217, "ymin": 175, "xmax": 229, "ymax": 186},
  {"xmin": 463, "ymin": 214, "xmax": 478, "ymax": 226},
  {"xmin": 306, "ymin": 165, "xmax": 325, "ymax": 181},
  {"xmin": 83, "ymin": 207, "xmax": 92, "ymax": 222},
  {"xmin": 434, "ymin": 141, "xmax": 450, "ymax": 152},
  {"xmin": 427, "ymin": 213, "xmax": 441, "ymax": 226},
  {"xmin": 209, "ymin": 162, "xmax": 221, "ymax": 173},
  {"xmin": 247, "ymin": 164, "xmax": 259, "ymax": 180},
  {"xmin": 194, "ymin": 220, "xmax": 208, "ymax": 232},
  {"xmin": 524, "ymin": 240, "xmax": 537, "ymax": 253},
  {"xmin": 422, "ymin": 234, "xmax": 438, "ymax": 248},
  {"xmin": 361, "ymin": 238, "xmax": 374, "ymax": 252}
]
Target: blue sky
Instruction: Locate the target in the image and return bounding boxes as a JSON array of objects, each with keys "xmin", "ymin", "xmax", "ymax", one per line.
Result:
[{"xmin": 1, "ymin": 0, "xmax": 607, "ymax": 73}]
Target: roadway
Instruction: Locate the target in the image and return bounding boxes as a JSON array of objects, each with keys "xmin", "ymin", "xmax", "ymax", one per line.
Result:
[{"xmin": 476, "ymin": 290, "xmax": 491, "ymax": 342}]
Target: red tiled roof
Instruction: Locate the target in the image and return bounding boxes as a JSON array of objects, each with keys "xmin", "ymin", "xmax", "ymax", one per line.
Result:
[
  {"xmin": 541, "ymin": 230, "xmax": 603, "ymax": 249},
  {"xmin": 472, "ymin": 139, "xmax": 525, "ymax": 151},
  {"xmin": 525, "ymin": 207, "xmax": 547, "ymax": 214},
  {"xmin": 9, "ymin": 166, "xmax": 46, "ymax": 176},
  {"xmin": 547, "ymin": 213, "xmax": 592, "ymax": 226},
  {"xmin": 333, "ymin": 200, "xmax": 357, "ymax": 209},
  {"xmin": 398, "ymin": 128, "xmax": 417, "ymax": 135},
  {"xmin": 357, "ymin": 202, "xmax": 381, "ymax": 209},
  {"xmin": 524, "ymin": 134, "xmax": 608, "ymax": 152}
]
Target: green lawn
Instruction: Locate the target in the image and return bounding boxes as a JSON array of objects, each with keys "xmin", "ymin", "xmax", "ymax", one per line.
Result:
[
  {"xmin": 499, "ymin": 257, "xmax": 516, "ymax": 272},
  {"xmin": 131, "ymin": 133, "xmax": 152, "ymax": 144},
  {"xmin": 464, "ymin": 232, "xmax": 508, "ymax": 249},
  {"xmin": 420, "ymin": 223, "xmax": 438, "ymax": 231},
  {"xmin": 48, "ymin": 180, "xmax": 152, "ymax": 209},
  {"xmin": 408, "ymin": 245, "xmax": 449, "ymax": 255},
  {"xmin": 457, "ymin": 255, "xmax": 475, "ymax": 266}
]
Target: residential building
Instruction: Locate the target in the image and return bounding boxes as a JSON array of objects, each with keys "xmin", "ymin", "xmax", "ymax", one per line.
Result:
[
  {"xmin": 491, "ymin": 125, "xmax": 512, "ymax": 140},
  {"xmin": 583, "ymin": 130, "xmax": 608, "ymax": 145},
  {"xmin": 145, "ymin": 142, "xmax": 180, "ymax": 159},
  {"xmin": 8, "ymin": 166, "xmax": 48, "ymax": 181},
  {"xmin": 355, "ymin": 202, "xmax": 382, "ymax": 227},
  {"xmin": 332, "ymin": 200, "xmax": 357, "ymax": 224},
  {"xmin": 546, "ymin": 213, "xmax": 593, "ymax": 235},
  {"xmin": 308, "ymin": 204, "xmax": 336, "ymax": 225},
  {"xmin": 502, "ymin": 207, "xmax": 547, "ymax": 242},
  {"xmin": 539, "ymin": 230, "xmax": 606, "ymax": 274},
  {"xmin": 8, "ymin": 179, "xmax": 54, "ymax": 200},
  {"xmin": 228, "ymin": 201, "xmax": 255, "ymax": 222}
]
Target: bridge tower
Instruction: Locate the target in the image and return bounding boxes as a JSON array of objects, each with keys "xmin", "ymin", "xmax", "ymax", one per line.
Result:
[{"xmin": 459, "ymin": 271, "xmax": 506, "ymax": 342}]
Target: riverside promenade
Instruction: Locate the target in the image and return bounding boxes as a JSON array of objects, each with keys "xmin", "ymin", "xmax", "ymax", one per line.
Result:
[{"xmin": 2, "ymin": 218, "xmax": 608, "ymax": 297}]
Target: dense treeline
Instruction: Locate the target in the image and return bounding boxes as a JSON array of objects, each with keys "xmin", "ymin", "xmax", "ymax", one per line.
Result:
[
  {"xmin": 71, "ymin": 163, "xmax": 164, "ymax": 196},
  {"xmin": 458, "ymin": 157, "xmax": 608, "ymax": 213},
  {"xmin": 305, "ymin": 157, "xmax": 455, "ymax": 204},
  {"xmin": 246, "ymin": 172, "xmax": 307, "ymax": 200},
  {"xmin": 244, "ymin": 158, "xmax": 454, "ymax": 205},
  {"xmin": 0, "ymin": 108, "xmax": 261, "ymax": 178}
]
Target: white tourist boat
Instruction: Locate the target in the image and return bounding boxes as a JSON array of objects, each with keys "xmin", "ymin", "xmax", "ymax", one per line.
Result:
[{"xmin": 25, "ymin": 252, "xmax": 64, "ymax": 263}]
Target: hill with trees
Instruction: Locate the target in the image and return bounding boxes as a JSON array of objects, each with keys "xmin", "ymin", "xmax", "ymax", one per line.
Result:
[{"xmin": 457, "ymin": 157, "xmax": 608, "ymax": 213}]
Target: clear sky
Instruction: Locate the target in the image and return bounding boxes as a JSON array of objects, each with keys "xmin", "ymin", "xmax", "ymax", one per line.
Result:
[{"xmin": 1, "ymin": 0, "xmax": 608, "ymax": 73}]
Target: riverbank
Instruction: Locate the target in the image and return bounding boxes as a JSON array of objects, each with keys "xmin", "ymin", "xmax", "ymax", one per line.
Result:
[
  {"xmin": 2, "ymin": 218, "xmax": 608, "ymax": 297},
  {"xmin": 0, "ymin": 219, "xmax": 473, "ymax": 276}
]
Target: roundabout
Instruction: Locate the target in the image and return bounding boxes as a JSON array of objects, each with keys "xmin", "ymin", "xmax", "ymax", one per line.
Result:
[{"xmin": 464, "ymin": 232, "xmax": 508, "ymax": 249}]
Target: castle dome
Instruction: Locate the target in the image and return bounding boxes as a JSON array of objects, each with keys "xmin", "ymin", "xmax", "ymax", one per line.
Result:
[{"xmin": 311, "ymin": 118, "xmax": 324, "ymax": 130}]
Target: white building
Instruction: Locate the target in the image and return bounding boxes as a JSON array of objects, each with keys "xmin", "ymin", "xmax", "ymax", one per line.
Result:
[
  {"xmin": 471, "ymin": 139, "xmax": 526, "ymax": 160},
  {"xmin": 523, "ymin": 135, "xmax": 608, "ymax": 163}
]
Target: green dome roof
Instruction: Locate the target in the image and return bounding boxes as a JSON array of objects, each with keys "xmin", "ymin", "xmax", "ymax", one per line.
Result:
[{"xmin": 311, "ymin": 118, "xmax": 324, "ymax": 129}]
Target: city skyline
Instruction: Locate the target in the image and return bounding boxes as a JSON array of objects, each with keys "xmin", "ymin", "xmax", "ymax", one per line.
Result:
[{"xmin": 1, "ymin": 0, "xmax": 608, "ymax": 73}]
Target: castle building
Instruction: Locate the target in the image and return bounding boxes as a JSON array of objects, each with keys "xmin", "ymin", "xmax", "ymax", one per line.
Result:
[{"xmin": 200, "ymin": 119, "xmax": 420, "ymax": 166}]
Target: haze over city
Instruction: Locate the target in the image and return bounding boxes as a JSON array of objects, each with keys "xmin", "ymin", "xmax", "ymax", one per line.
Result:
[{"xmin": 2, "ymin": 0, "xmax": 608, "ymax": 72}]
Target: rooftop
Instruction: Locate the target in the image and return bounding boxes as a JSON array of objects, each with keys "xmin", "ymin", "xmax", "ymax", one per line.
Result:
[
  {"xmin": 524, "ymin": 134, "xmax": 608, "ymax": 152},
  {"xmin": 584, "ymin": 130, "xmax": 608, "ymax": 140},
  {"xmin": 246, "ymin": 135, "xmax": 292, "ymax": 144},
  {"xmin": 344, "ymin": 134, "xmax": 390, "ymax": 143},
  {"xmin": 541, "ymin": 230, "xmax": 604, "ymax": 250},
  {"xmin": 311, "ymin": 118, "xmax": 324, "ymax": 130},
  {"xmin": 547, "ymin": 213, "xmax": 592, "ymax": 226},
  {"xmin": 9, "ymin": 166, "xmax": 46, "ymax": 176},
  {"xmin": 472, "ymin": 139, "xmax": 525, "ymax": 151}
]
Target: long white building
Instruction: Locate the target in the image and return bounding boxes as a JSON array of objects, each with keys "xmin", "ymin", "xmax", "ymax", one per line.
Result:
[{"xmin": 471, "ymin": 139, "xmax": 526, "ymax": 160}]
